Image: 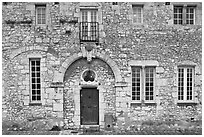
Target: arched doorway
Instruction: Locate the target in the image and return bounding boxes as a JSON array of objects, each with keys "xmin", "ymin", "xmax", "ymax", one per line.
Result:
[{"xmin": 63, "ymin": 58, "xmax": 116, "ymax": 128}]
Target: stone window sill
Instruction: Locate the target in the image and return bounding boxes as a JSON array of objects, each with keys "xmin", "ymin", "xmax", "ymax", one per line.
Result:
[
  {"xmin": 177, "ymin": 102, "xmax": 197, "ymax": 106},
  {"xmin": 29, "ymin": 102, "xmax": 42, "ymax": 106},
  {"xmin": 131, "ymin": 101, "xmax": 156, "ymax": 106}
]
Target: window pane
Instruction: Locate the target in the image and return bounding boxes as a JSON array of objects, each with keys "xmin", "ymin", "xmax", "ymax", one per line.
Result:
[
  {"xmin": 32, "ymin": 96, "xmax": 36, "ymax": 101},
  {"xmin": 32, "ymin": 73, "xmax": 35, "ymax": 77},
  {"xmin": 37, "ymin": 78, "xmax": 40, "ymax": 83},
  {"xmin": 174, "ymin": 6, "xmax": 183, "ymax": 24},
  {"xmin": 30, "ymin": 59, "xmax": 41, "ymax": 101},
  {"xmin": 145, "ymin": 67, "xmax": 154, "ymax": 100},
  {"xmin": 187, "ymin": 68, "xmax": 193, "ymax": 100},
  {"xmin": 132, "ymin": 67, "xmax": 141, "ymax": 100},
  {"xmin": 36, "ymin": 6, "xmax": 46, "ymax": 24},
  {"xmin": 132, "ymin": 6, "xmax": 143, "ymax": 23},
  {"xmin": 37, "ymin": 96, "xmax": 41, "ymax": 100},
  {"xmin": 37, "ymin": 73, "xmax": 40, "ymax": 77},
  {"xmin": 178, "ymin": 68, "xmax": 184, "ymax": 100}
]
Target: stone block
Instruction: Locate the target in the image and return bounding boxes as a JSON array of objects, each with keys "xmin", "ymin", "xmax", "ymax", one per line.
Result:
[
  {"xmin": 21, "ymin": 69, "xmax": 29, "ymax": 74},
  {"xmin": 195, "ymin": 75, "xmax": 202, "ymax": 86},
  {"xmin": 53, "ymin": 71, "xmax": 64, "ymax": 82},
  {"xmin": 156, "ymin": 78, "xmax": 167, "ymax": 86},
  {"xmin": 156, "ymin": 67, "xmax": 164, "ymax": 74},
  {"xmin": 22, "ymin": 90, "xmax": 29, "ymax": 96},
  {"xmin": 55, "ymin": 93, "xmax": 63, "ymax": 100},
  {"xmin": 22, "ymin": 80, "xmax": 29, "ymax": 85},
  {"xmin": 53, "ymin": 103, "xmax": 63, "ymax": 112},
  {"xmin": 36, "ymin": 37, "xmax": 42, "ymax": 43}
]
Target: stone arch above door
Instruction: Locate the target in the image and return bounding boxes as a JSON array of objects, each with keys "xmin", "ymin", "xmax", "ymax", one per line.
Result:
[{"xmin": 53, "ymin": 49, "xmax": 122, "ymax": 83}]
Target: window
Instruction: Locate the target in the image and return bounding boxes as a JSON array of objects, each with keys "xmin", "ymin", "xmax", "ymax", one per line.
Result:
[
  {"xmin": 36, "ymin": 5, "xmax": 46, "ymax": 25},
  {"xmin": 80, "ymin": 9, "xmax": 99, "ymax": 43},
  {"xmin": 132, "ymin": 67, "xmax": 155, "ymax": 102},
  {"xmin": 30, "ymin": 59, "xmax": 41, "ymax": 102},
  {"xmin": 186, "ymin": 6, "xmax": 195, "ymax": 24},
  {"xmin": 132, "ymin": 5, "xmax": 143, "ymax": 24},
  {"xmin": 145, "ymin": 67, "xmax": 154, "ymax": 101},
  {"xmin": 132, "ymin": 67, "xmax": 141, "ymax": 101},
  {"xmin": 178, "ymin": 67, "xmax": 194, "ymax": 102},
  {"xmin": 112, "ymin": 2, "xmax": 118, "ymax": 5},
  {"xmin": 174, "ymin": 5, "xmax": 195, "ymax": 25}
]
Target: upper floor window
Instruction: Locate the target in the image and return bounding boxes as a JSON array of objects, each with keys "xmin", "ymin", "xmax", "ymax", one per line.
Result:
[
  {"xmin": 178, "ymin": 67, "xmax": 194, "ymax": 102},
  {"xmin": 132, "ymin": 67, "xmax": 155, "ymax": 102},
  {"xmin": 112, "ymin": 2, "xmax": 118, "ymax": 5},
  {"xmin": 36, "ymin": 5, "xmax": 46, "ymax": 25},
  {"xmin": 174, "ymin": 5, "xmax": 195, "ymax": 25},
  {"xmin": 30, "ymin": 59, "xmax": 41, "ymax": 102},
  {"xmin": 132, "ymin": 5, "xmax": 143, "ymax": 24},
  {"xmin": 80, "ymin": 9, "xmax": 99, "ymax": 43}
]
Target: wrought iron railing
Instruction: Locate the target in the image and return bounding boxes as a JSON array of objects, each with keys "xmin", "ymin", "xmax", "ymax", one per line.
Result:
[{"xmin": 79, "ymin": 22, "xmax": 99, "ymax": 43}]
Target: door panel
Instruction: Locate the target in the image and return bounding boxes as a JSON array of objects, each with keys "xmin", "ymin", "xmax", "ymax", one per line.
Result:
[{"xmin": 80, "ymin": 88, "xmax": 99, "ymax": 125}]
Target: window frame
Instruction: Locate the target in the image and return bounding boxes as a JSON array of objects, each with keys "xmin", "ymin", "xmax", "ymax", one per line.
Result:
[
  {"xmin": 173, "ymin": 5, "xmax": 196, "ymax": 25},
  {"xmin": 35, "ymin": 4, "xmax": 46, "ymax": 25},
  {"xmin": 144, "ymin": 67, "xmax": 156, "ymax": 103},
  {"xmin": 131, "ymin": 66, "xmax": 156, "ymax": 103},
  {"xmin": 186, "ymin": 6, "xmax": 196, "ymax": 25},
  {"xmin": 29, "ymin": 58, "xmax": 42, "ymax": 104},
  {"xmin": 80, "ymin": 8, "xmax": 99, "ymax": 43},
  {"xmin": 132, "ymin": 5, "xmax": 144, "ymax": 24},
  {"xmin": 177, "ymin": 66, "xmax": 195, "ymax": 103},
  {"xmin": 80, "ymin": 9, "xmax": 98, "ymax": 23},
  {"xmin": 131, "ymin": 66, "xmax": 142, "ymax": 102}
]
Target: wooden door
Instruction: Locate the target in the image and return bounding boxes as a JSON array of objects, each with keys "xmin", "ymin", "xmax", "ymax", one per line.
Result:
[{"xmin": 80, "ymin": 88, "xmax": 99, "ymax": 125}]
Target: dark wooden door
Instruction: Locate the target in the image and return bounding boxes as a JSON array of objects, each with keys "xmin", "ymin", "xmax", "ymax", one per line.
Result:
[{"xmin": 80, "ymin": 88, "xmax": 99, "ymax": 125}]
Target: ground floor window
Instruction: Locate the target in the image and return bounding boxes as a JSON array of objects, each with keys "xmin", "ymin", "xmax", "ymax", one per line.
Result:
[
  {"xmin": 30, "ymin": 58, "xmax": 41, "ymax": 102},
  {"xmin": 132, "ymin": 66, "xmax": 155, "ymax": 102},
  {"xmin": 178, "ymin": 67, "xmax": 194, "ymax": 102}
]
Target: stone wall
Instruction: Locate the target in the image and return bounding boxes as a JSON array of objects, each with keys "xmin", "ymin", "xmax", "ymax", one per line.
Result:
[{"xmin": 2, "ymin": 2, "xmax": 202, "ymax": 130}]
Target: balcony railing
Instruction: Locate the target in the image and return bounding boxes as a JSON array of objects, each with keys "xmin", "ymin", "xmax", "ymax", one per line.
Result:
[{"xmin": 79, "ymin": 22, "xmax": 99, "ymax": 43}]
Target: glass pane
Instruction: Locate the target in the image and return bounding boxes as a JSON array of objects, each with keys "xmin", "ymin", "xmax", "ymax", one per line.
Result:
[
  {"xmin": 36, "ymin": 61, "xmax": 40, "ymax": 66},
  {"xmin": 36, "ymin": 67, "xmax": 40, "ymax": 71},
  {"xmin": 32, "ymin": 78, "xmax": 35, "ymax": 83},
  {"xmin": 32, "ymin": 96, "xmax": 36, "ymax": 101},
  {"xmin": 37, "ymin": 96, "xmax": 41, "ymax": 100},
  {"xmin": 37, "ymin": 90, "xmax": 41, "ymax": 94},
  {"xmin": 32, "ymin": 90, "xmax": 36, "ymax": 95},
  {"xmin": 37, "ymin": 84, "xmax": 41, "ymax": 89},
  {"xmin": 37, "ymin": 73, "xmax": 40, "ymax": 77},
  {"xmin": 32, "ymin": 73, "xmax": 35, "ymax": 77},
  {"xmin": 32, "ymin": 84, "xmax": 36, "ymax": 89},
  {"xmin": 37, "ymin": 78, "xmax": 40, "ymax": 83},
  {"xmin": 31, "ymin": 61, "xmax": 35, "ymax": 65}
]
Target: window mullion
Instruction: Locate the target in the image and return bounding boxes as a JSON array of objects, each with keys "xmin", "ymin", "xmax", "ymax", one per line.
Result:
[
  {"xmin": 183, "ymin": 5, "xmax": 187, "ymax": 25},
  {"xmin": 141, "ymin": 66, "xmax": 145, "ymax": 101},
  {"xmin": 184, "ymin": 68, "xmax": 186, "ymax": 101},
  {"xmin": 140, "ymin": 68, "xmax": 142, "ymax": 101}
]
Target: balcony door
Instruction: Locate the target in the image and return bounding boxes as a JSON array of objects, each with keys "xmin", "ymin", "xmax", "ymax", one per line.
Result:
[{"xmin": 80, "ymin": 9, "xmax": 98, "ymax": 42}]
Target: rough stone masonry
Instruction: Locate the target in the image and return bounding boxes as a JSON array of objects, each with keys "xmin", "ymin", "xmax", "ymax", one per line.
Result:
[{"xmin": 2, "ymin": 2, "xmax": 202, "ymax": 130}]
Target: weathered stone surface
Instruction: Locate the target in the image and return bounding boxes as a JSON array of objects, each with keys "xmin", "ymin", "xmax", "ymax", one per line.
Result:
[{"xmin": 2, "ymin": 2, "xmax": 202, "ymax": 131}]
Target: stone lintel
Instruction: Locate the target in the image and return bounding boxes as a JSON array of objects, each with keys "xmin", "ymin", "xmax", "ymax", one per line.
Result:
[
  {"xmin": 178, "ymin": 60, "xmax": 197, "ymax": 67},
  {"xmin": 128, "ymin": 60, "xmax": 159, "ymax": 67}
]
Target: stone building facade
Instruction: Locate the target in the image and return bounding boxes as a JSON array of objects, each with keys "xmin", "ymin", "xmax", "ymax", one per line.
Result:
[{"xmin": 2, "ymin": 2, "xmax": 202, "ymax": 130}]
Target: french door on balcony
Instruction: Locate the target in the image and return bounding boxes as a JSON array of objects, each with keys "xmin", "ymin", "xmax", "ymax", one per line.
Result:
[{"xmin": 80, "ymin": 9, "xmax": 98, "ymax": 42}]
